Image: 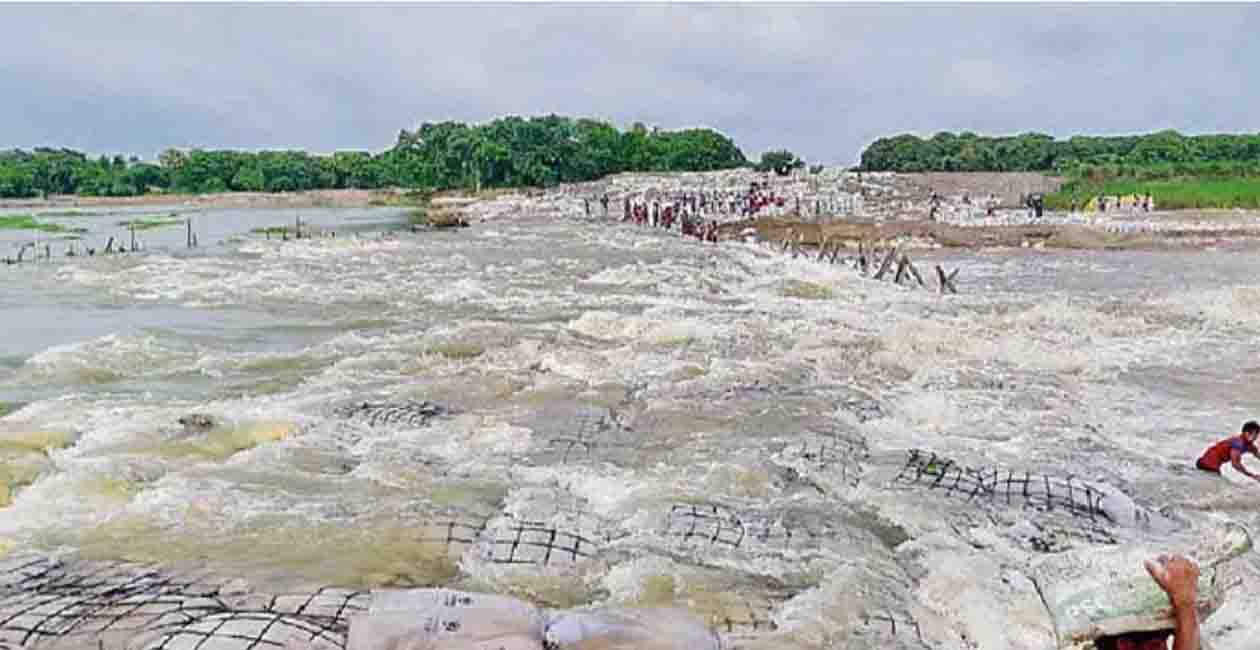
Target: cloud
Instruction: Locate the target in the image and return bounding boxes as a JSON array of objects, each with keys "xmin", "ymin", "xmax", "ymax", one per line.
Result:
[{"xmin": 1, "ymin": 4, "xmax": 1258, "ymax": 165}]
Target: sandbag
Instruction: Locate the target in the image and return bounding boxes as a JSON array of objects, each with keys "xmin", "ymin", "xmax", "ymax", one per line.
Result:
[
  {"xmin": 1029, "ymin": 523, "xmax": 1251, "ymax": 649},
  {"xmin": 349, "ymin": 589, "xmax": 545, "ymax": 650},
  {"xmin": 544, "ymin": 607, "xmax": 721, "ymax": 650}
]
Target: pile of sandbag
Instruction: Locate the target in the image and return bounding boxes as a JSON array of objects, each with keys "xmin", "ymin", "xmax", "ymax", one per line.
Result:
[{"xmin": 348, "ymin": 588, "xmax": 723, "ymax": 650}]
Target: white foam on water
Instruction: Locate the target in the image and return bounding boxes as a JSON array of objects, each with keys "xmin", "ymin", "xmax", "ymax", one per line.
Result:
[{"xmin": 3, "ymin": 211, "xmax": 1260, "ymax": 650}]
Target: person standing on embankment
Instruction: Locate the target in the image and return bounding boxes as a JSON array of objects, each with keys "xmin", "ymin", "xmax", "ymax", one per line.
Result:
[{"xmin": 1195, "ymin": 421, "xmax": 1260, "ymax": 481}]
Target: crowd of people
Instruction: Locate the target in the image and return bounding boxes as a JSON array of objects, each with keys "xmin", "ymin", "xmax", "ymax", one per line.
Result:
[{"xmin": 598, "ymin": 181, "xmax": 814, "ymax": 242}]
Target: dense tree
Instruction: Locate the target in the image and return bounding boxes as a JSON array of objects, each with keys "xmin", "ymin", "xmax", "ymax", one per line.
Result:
[
  {"xmin": 859, "ymin": 130, "xmax": 1260, "ymax": 173},
  {"xmin": 0, "ymin": 115, "xmax": 748, "ymax": 198},
  {"xmin": 755, "ymin": 149, "xmax": 805, "ymax": 175}
]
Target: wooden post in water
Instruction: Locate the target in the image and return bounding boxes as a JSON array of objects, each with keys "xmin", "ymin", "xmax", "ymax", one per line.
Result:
[
  {"xmin": 129, "ymin": 224, "xmax": 137, "ymax": 252},
  {"xmin": 295, "ymin": 214, "xmax": 302, "ymax": 240},
  {"xmin": 873, "ymin": 245, "xmax": 900, "ymax": 280},
  {"xmin": 935, "ymin": 265, "xmax": 959, "ymax": 294},
  {"xmin": 905, "ymin": 256, "xmax": 927, "ymax": 288},
  {"xmin": 186, "ymin": 217, "xmax": 193, "ymax": 248},
  {"xmin": 105, "ymin": 236, "xmax": 115, "ymax": 254}
]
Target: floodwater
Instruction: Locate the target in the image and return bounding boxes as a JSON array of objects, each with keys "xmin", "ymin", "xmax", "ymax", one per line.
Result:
[{"xmin": 0, "ymin": 204, "xmax": 1257, "ymax": 649}]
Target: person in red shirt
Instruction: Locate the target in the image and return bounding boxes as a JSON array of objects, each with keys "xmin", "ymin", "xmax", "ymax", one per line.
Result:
[{"xmin": 1195, "ymin": 421, "xmax": 1260, "ymax": 481}]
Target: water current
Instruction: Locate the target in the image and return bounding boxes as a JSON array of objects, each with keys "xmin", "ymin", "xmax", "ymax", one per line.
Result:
[{"xmin": 0, "ymin": 204, "xmax": 1257, "ymax": 649}]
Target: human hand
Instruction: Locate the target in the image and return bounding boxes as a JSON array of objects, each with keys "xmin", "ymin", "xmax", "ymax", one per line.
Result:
[{"xmin": 1144, "ymin": 554, "xmax": 1199, "ymax": 610}]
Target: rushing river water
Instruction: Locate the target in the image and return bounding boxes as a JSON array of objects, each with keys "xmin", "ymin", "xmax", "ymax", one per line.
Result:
[{"xmin": 0, "ymin": 204, "xmax": 1257, "ymax": 649}]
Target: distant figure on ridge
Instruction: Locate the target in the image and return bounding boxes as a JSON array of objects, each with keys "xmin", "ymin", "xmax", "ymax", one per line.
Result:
[{"xmin": 1195, "ymin": 420, "xmax": 1260, "ymax": 482}]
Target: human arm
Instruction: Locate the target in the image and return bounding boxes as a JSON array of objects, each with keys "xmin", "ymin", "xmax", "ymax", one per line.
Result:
[
  {"xmin": 1144, "ymin": 555, "xmax": 1201, "ymax": 650},
  {"xmin": 1228, "ymin": 448, "xmax": 1260, "ymax": 481}
]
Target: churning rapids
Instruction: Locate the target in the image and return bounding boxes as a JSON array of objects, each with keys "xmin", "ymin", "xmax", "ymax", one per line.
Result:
[{"xmin": 0, "ymin": 203, "xmax": 1257, "ymax": 650}]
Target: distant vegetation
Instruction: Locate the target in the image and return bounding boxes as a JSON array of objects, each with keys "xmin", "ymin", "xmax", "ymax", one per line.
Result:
[
  {"xmin": 0, "ymin": 116, "xmax": 748, "ymax": 199},
  {"xmin": 0, "ymin": 215, "xmax": 81, "ymax": 233},
  {"xmin": 861, "ymin": 130, "xmax": 1260, "ymax": 209},
  {"xmin": 859, "ymin": 130, "xmax": 1260, "ymax": 173},
  {"xmin": 1045, "ymin": 162, "xmax": 1260, "ymax": 210},
  {"xmin": 115, "ymin": 214, "xmax": 184, "ymax": 230},
  {"xmin": 754, "ymin": 150, "xmax": 805, "ymax": 175}
]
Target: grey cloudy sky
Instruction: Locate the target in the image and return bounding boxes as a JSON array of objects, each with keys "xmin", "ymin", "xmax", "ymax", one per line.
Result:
[{"xmin": 3, "ymin": 3, "xmax": 1259, "ymax": 164}]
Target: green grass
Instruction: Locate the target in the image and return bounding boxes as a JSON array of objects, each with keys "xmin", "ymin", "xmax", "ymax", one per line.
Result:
[
  {"xmin": 115, "ymin": 214, "xmax": 184, "ymax": 230},
  {"xmin": 368, "ymin": 189, "xmax": 432, "ymax": 207},
  {"xmin": 250, "ymin": 226, "xmax": 291, "ymax": 235},
  {"xmin": 1048, "ymin": 164, "xmax": 1260, "ymax": 210},
  {"xmin": 0, "ymin": 214, "xmax": 83, "ymax": 233},
  {"xmin": 39, "ymin": 210, "xmax": 107, "ymax": 217}
]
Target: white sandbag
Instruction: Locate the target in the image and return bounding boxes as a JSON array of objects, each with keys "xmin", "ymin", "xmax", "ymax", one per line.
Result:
[
  {"xmin": 543, "ymin": 607, "xmax": 721, "ymax": 650},
  {"xmin": 349, "ymin": 589, "xmax": 545, "ymax": 650},
  {"xmin": 1088, "ymin": 481, "xmax": 1173, "ymax": 533},
  {"xmin": 1029, "ymin": 524, "xmax": 1251, "ymax": 649}
]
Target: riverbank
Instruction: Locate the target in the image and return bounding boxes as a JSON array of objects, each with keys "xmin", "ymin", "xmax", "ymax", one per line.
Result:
[
  {"xmin": 12, "ymin": 173, "xmax": 1260, "ymax": 252},
  {"xmin": 0, "ymin": 188, "xmax": 400, "ymax": 211},
  {"xmin": 428, "ymin": 169, "xmax": 1260, "ymax": 252}
]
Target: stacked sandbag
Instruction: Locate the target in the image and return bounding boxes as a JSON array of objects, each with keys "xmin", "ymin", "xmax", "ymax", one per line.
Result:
[
  {"xmin": 348, "ymin": 589, "xmax": 721, "ymax": 650},
  {"xmin": 1029, "ymin": 524, "xmax": 1251, "ymax": 649},
  {"xmin": 348, "ymin": 589, "xmax": 545, "ymax": 650},
  {"xmin": 544, "ymin": 608, "xmax": 722, "ymax": 650}
]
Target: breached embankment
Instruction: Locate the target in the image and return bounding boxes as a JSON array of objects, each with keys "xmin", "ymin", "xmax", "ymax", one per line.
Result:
[{"xmin": 442, "ymin": 168, "xmax": 1260, "ymax": 251}]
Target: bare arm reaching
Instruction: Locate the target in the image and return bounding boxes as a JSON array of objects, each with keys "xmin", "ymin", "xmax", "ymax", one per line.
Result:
[{"xmin": 1144, "ymin": 555, "xmax": 1200, "ymax": 650}]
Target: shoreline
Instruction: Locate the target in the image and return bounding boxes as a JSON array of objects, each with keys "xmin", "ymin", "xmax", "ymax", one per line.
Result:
[
  {"xmin": 0, "ymin": 188, "xmax": 402, "ymax": 211},
  {"xmin": 8, "ymin": 186, "xmax": 1260, "ymax": 252}
]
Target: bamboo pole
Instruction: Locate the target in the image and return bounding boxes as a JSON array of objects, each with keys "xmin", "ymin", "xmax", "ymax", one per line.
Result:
[
  {"xmin": 873, "ymin": 245, "xmax": 900, "ymax": 280},
  {"xmin": 905, "ymin": 256, "xmax": 927, "ymax": 288},
  {"xmin": 935, "ymin": 265, "xmax": 959, "ymax": 294}
]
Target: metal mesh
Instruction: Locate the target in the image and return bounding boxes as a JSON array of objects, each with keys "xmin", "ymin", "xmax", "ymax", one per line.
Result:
[
  {"xmin": 853, "ymin": 610, "xmax": 934, "ymax": 649},
  {"xmin": 780, "ymin": 431, "xmax": 868, "ymax": 488},
  {"xmin": 486, "ymin": 522, "xmax": 602, "ymax": 567},
  {"xmin": 0, "ymin": 554, "xmax": 367, "ymax": 650},
  {"xmin": 893, "ymin": 449, "xmax": 1110, "ymax": 523},
  {"xmin": 710, "ymin": 598, "xmax": 779, "ymax": 636},
  {"xmin": 332, "ymin": 400, "xmax": 449, "ymax": 428},
  {"xmin": 526, "ymin": 406, "xmax": 644, "ymax": 467},
  {"xmin": 665, "ymin": 504, "xmax": 747, "ymax": 548},
  {"xmin": 541, "ymin": 407, "xmax": 616, "ymax": 464},
  {"xmin": 413, "ymin": 519, "xmax": 490, "ymax": 555},
  {"xmin": 663, "ymin": 504, "xmax": 830, "ymax": 552},
  {"xmin": 482, "ymin": 486, "xmax": 627, "ymax": 568}
]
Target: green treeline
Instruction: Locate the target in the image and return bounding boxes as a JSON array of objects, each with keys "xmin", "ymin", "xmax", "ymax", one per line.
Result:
[
  {"xmin": 0, "ymin": 116, "xmax": 747, "ymax": 199},
  {"xmin": 859, "ymin": 130, "xmax": 1260, "ymax": 173}
]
